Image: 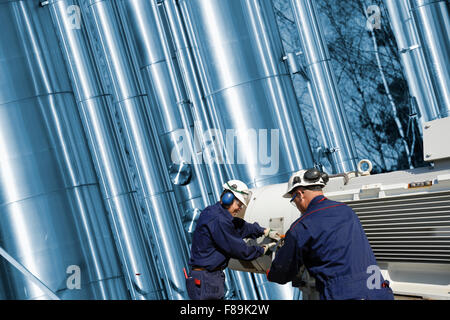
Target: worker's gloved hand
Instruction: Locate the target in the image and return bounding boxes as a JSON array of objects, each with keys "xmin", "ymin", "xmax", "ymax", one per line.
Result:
[
  {"xmin": 261, "ymin": 242, "xmax": 277, "ymax": 254},
  {"xmin": 264, "ymin": 228, "xmax": 281, "ymax": 241}
]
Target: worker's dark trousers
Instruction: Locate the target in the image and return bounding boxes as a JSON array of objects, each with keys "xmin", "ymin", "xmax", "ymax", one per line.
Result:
[{"xmin": 186, "ymin": 269, "xmax": 225, "ymax": 300}]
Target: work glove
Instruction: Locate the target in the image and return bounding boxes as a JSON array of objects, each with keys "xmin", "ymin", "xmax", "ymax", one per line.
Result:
[
  {"xmin": 261, "ymin": 242, "xmax": 277, "ymax": 254},
  {"xmin": 264, "ymin": 228, "xmax": 281, "ymax": 241}
]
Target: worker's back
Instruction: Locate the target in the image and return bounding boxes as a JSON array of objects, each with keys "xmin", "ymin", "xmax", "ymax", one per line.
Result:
[
  {"xmin": 290, "ymin": 195, "xmax": 394, "ymax": 299},
  {"xmin": 189, "ymin": 202, "xmax": 228, "ymax": 271},
  {"xmin": 189, "ymin": 202, "xmax": 264, "ymax": 271}
]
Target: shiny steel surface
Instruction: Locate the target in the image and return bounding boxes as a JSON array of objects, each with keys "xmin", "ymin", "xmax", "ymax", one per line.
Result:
[
  {"xmin": 118, "ymin": 0, "xmax": 213, "ymax": 224},
  {"xmin": 409, "ymin": 0, "xmax": 450, "ymax": 118},
  {"xmin": 2, "ymin": 0, "xmax": 444, "ymax": 301},
  {"xmin": 179, "ymin": 0, "xmax": 314, "ymax": 188},
  {"xmin": 290, "ymin": 0, "xmax": 357, "ymax": 173},
  {"xmin": 164, "ymin": 0, "xmax": 229, "ymax": 200},
  {"xmin": 163, "ymin": 0, "xmax": 269, "ymax": 300},
  {"xmin": 121, "ymin": 0, "xmax": 252, "ymax": 300},
  {"xmin": 162, "ymin": 0, "xmax": 264, "ymax": 300},
  {"xmin": 84, "ymin": 0, "xmax": 190, "ymax": 299},
  {"xmin": 178, "ymin": 0, "xmax": 314, "ymax": 300},
  {"xmin": 385, "ymin": 0, "xmax": 440, "ymax": 123},
  {"xmin": 48, "ymin": 0, "xmax": 163, "ymax": 299},
  {"xmin": 0, "ymin": 246, "xmax": 60, "ymax": 300},
  {"xmin": 0, "ymin": 0, "xmax": 127, "ymax": 299}
]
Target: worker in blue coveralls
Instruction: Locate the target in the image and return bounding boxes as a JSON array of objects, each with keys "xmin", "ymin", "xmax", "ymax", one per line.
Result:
[
  {"xmin": 267, "ymin": 169, "xmax": 394, "ymax": 300},
  {"xmin": 186, "ymin": 180, "xmax": 280, "ymax": 300}
]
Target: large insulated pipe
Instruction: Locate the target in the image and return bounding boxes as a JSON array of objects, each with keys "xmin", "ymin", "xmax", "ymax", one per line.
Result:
[
  {"xmin": 163, "ymin": 0, "xmax": 229, "ymax": 200},
  {"xmin": 162, "ymin": 0, "xmax": 257, "ymax": 300},
  {"xmin": 178, "ymin": 0, "xmax": 314, "ymax": 299},
  {"xmin": 0, "ymin": 1, "xmax": 127, "ymax": 299},
  {"xmin": 179, "ymin": 0, "xmax": 314, "ymax": 187},
  {"xmin": 385, "ymin": 0, "xmax": 440, "ymax": 123},
  {"xmin": 117, "ymin": 0, "xmax": 213, "ymax": 237},
  {"xmin": 120, "ymin": 0, "xmax": 250, "ymax": 301},
  {"xmin": 163, "ymin": 0, "xmax": 270, "ymax": 300},
  {"xmin": 290, "ymin": 0, "xmax": 358, "ymax": 174},
  {"xmin": 83, "ymin": 0, "xmax": 190, "ymax": 299},
  {"xmin": 46, "ymin": 0, "xmax": 163, "ymax": 299},
  {"xmin": 408, "ymin": 0, "xmax": 450, "ymax": 118}
]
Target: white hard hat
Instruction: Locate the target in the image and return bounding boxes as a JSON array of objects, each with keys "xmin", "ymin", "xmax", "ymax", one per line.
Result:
[
  {"xmin": 283, "ymin": 168, "xmax": 328, "ymax": 198},
  {"xmin": 222, "ymin": 180, "xmax": 252, "ymax": 207}
]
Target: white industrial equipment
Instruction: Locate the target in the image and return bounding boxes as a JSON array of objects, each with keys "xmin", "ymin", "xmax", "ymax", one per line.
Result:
[{"xmin": 229, "ymin": 117, "xmax": 450, "ymax": 300}]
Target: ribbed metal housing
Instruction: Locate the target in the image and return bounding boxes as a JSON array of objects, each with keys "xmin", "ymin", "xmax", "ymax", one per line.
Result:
[{"xmin": 347, "ymin": 191, "xmax": 450, "ymax": 264}]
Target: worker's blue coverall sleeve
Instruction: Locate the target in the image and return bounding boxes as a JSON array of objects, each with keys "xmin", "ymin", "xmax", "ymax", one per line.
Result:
[
  {"xmin": 267, "ymin": 223, "xmax": 311, "ymax": 284},
  {"xmin": 232, "ymin": 217, "xmax": 266, "ymax": 239},
  {"xmin": 209, "ymin": 218, "xmax": 264, "ymax": 261}
]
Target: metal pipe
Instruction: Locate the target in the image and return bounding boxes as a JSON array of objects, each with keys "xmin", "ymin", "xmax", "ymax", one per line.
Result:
[
  {"xmin": 178, "ymin": 0, "xmax": 313, "ymax": 300},
  {"xmin": 385, "ymin": 0, "xmax": 441, "ymax": 123},
  {"xmin": 163, "ymin": 0, "xmax": 229, "ymax": 200},
  {"xmin": 117, "ymin": 0, "xmax": 213, "ymax": 238},
  {"xmin": 179, "ymin": 0, "xmax": 314, "ymax": 186},
  {"xmin": 408, "ymin": 0, "xmax": 450, "ymax": 118},
  {"xmin": 47, "ymin": 0, "xmax": 164, "ymax": 299},
  {"xmin": 290, "ymin": 0, "xmax": 358, "ymax": 174},
  {"xmin": 83, "ymin": 0, "xmax": 190, "ymax": 299},
  {"xmin": 163, "ymin": 0, "xmax": 262, "ymax": 300},
  {"xmin": 120, "ymin": 0, "xmax": 248, "ymax": 300},
  {"xmin": 161, "ymin": 0, "xmax": 258, "ymax": 300},
  {"xmin": 0, "ymin": 0, "xmax": 127, "ymax": 299}
]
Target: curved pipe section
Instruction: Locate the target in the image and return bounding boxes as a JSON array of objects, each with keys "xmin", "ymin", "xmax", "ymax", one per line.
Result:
[
  {"xmin": 0, "ymin": 1, "xmax": 127, "ymax": 299},
  {"xmin": 47, "ymin": 0, "xmax": 163, "ymax": 299}
]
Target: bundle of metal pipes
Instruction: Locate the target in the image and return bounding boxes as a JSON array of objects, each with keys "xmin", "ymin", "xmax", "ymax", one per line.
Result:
[{"xmin": 0, "ymin": 0, "xmax": 447, "ymax": 300}]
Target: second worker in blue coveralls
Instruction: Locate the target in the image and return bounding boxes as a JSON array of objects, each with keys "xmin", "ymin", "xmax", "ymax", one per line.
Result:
[
  {"xmin": 186, "ymin": 180, "xmax": 280, "ymax": 300},
  {"xmin": 267, "ymin": 169, "xmax": 394, "ymax": 300}
]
